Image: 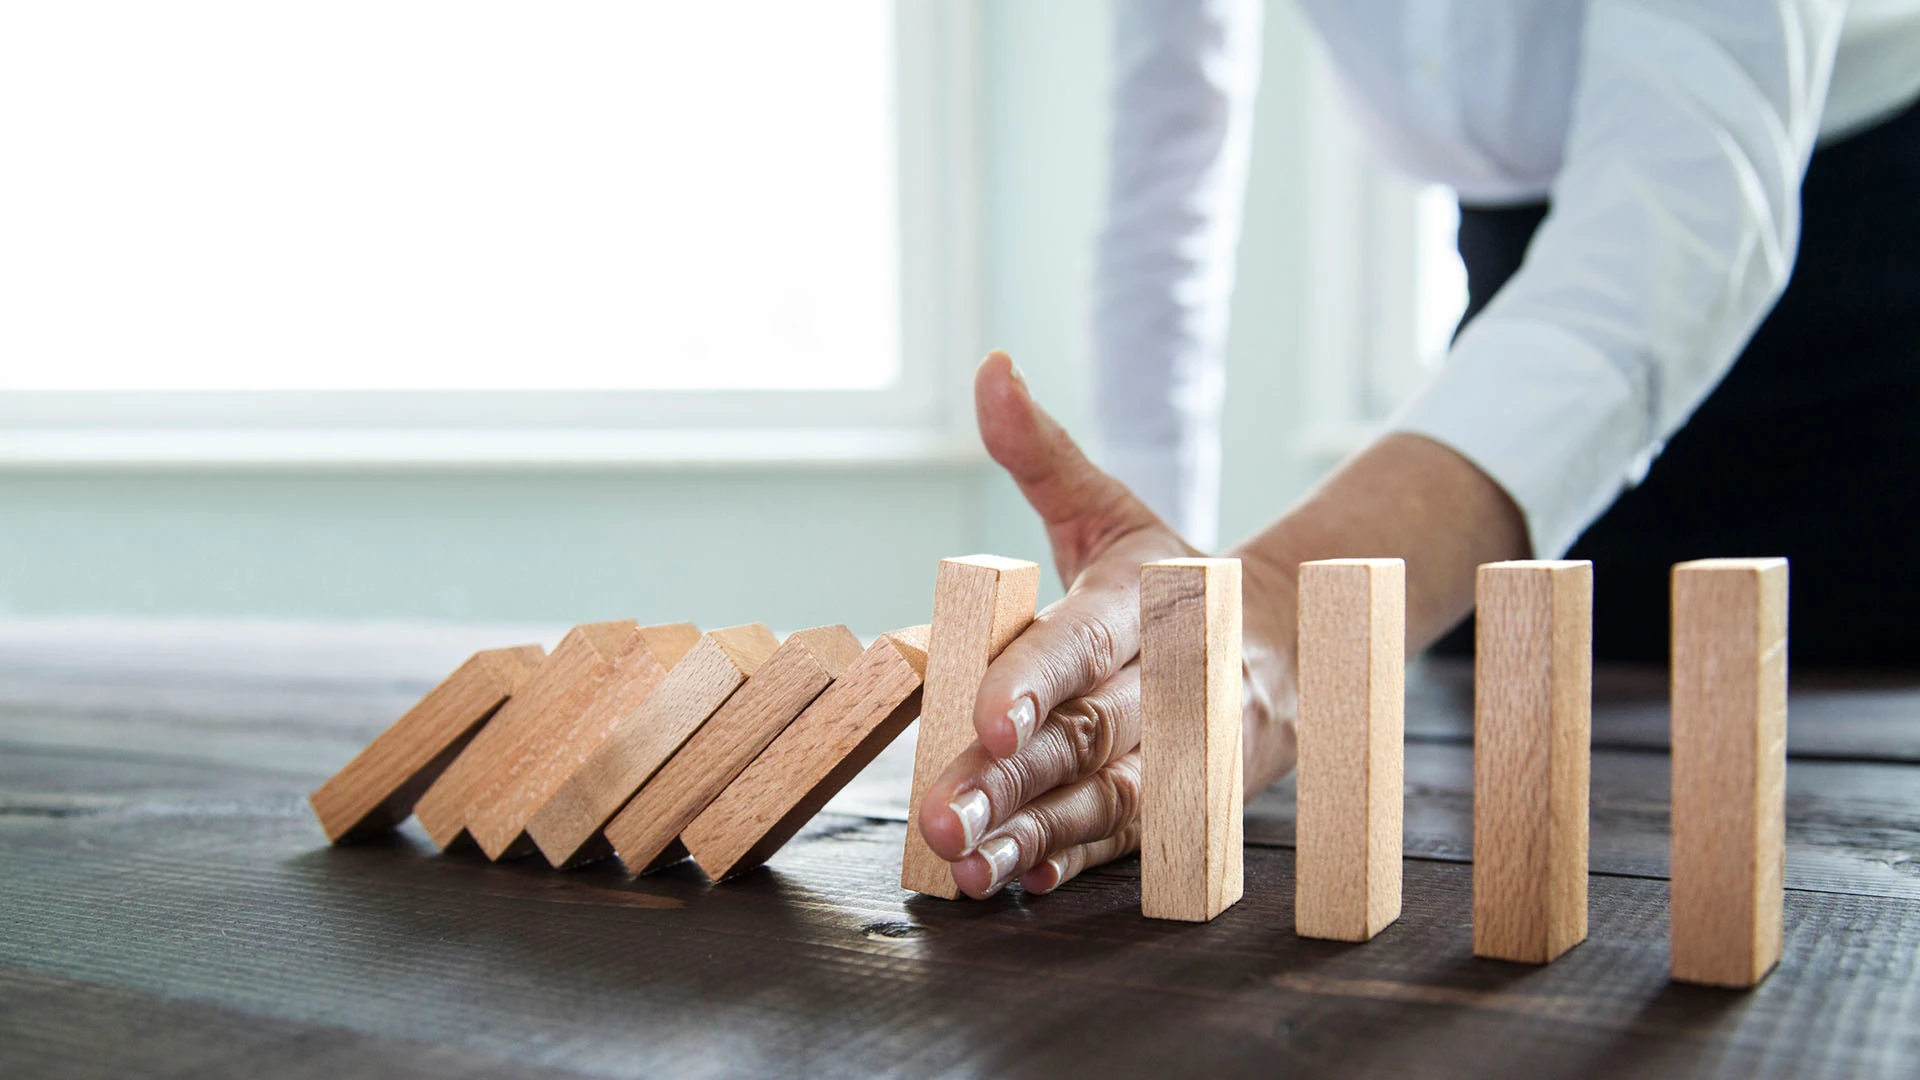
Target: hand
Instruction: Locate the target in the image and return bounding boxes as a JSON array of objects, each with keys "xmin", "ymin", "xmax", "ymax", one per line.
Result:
[{"xmin": 914, "ymin": 352, "xmax": 1299, "ymax": 899}]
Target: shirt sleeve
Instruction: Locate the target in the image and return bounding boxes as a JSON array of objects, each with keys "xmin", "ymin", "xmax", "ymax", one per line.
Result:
[
  {"xmin": 1091, "ymin": 0, "xmax": 1263, "ymax": 551},
  {"xmin": 1392, "ymin": 0, "xmax": 1847, "ymax": 558}
]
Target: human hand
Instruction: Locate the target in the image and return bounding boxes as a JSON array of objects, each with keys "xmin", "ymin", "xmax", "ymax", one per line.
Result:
[{"xmin": 914, "ymin": 352, "xmax": 1298, "ymax": 898}]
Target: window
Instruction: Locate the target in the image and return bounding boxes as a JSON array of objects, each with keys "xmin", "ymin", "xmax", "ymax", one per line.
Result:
[{"xmin": 0, "ymin": 1, "xmax": 977, "ymax": 454}]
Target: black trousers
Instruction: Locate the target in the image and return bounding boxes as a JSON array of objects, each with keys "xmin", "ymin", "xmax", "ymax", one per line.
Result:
[{"xmin": 1434, "ymin": 98, "xmax": 1920, "ymax": 668}]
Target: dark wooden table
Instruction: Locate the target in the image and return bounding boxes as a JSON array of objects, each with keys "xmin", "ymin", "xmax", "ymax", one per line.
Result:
[{"xmin": 3, "ymin": 621, "xmax": 1917, "ymax": 1079}]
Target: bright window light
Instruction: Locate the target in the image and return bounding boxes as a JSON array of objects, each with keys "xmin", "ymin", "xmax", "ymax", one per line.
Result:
[{"xmin": 0, "ymin": 1, "xmax": 900, "ymax": 391}]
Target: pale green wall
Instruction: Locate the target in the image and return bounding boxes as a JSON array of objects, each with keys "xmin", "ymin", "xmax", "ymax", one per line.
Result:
[{"xmin": 0, "ymin": 2, "xmax": 1324, "ymax": 629}]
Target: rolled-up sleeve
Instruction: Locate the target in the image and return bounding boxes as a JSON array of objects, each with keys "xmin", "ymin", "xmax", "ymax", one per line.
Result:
[
  {"xmin": 1393, "ymin": 0, "xmax": 1846, "ymax": 558},
  {"xmin": 1093, "ymin": 0, "xmax": 1263, "ymax": 550}
]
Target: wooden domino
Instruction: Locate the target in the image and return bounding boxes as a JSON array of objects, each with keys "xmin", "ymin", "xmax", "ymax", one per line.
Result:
[
  {"xmin": 309, "ymin": 644, "xmax": 545, "ymax": 843},
  {"xmin": 1140, "ymin": 557, "xmax": 1243, "ymax": 922},
  {"xmin": 1473, "ymin": 560, "xmax": 1592, "ymax": 964},
  {"xmin": 524, "ymin": 624, "xmax": 779, "ymax": 868},
  {"xmin": 464, "ymin": 622, "xmax": 701, "ymax": 861},
  {"xmin": 1294, "ymin": 558, "xmax": 1404, "ymax": 941},
  {"xmin": 1670, "ymin": 557, "xmax": 1788, "ymax": 988},
  {"xmin": 901, "ymin": 555, "xmax": 1039, "ymax": 899},
  {"xmin": 414, "ymin": 621, "xmax": 641, "ymax": 851},
  {"xmin": 603, "ymin": 625, "xmax": 863, "ymax": 874},
  {"xmin": 684, "ymin": 626, "xmax": 929, "ymax": 881}
]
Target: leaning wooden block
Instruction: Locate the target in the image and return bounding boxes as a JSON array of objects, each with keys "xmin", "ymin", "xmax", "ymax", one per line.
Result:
[
  {"xmin": 901, "ymin": 555, "xmax": 1040, "ymax": 899},
  {"xmin": 464, "ymin": 622, "xmax": 701, "ymax": 861},
  {"xmin": 1295, "ymin": 558, "xmax": 1404, "ymax": 941},
  {"xmin": 1671, "ymin": 557, "xmax": 1789, "ymax": 989},
  {"xmin": 1141, "ymin": 558, "xmax": 1244, "ymax": 922},
  {"xmin": 604, "ymin": 625, "xmax": 863, "ymax": 873},
  {"xmin": 685, "ymin": 626, "xmax": 929, "ymax": 881},
  {"xmin": 413, "ymin": 621, "xmax": 639, "ymax": 851},
  {"xmin": 308, "ymin": 644, "xmax": 545, "ymax": 843},
  {"xmin": 1473, "ymin": 560, "xmax": 1592, "ymax": 964},
  {"xmin": 524, "ymin": 623, "xmax": 779, "ymax": 868}
]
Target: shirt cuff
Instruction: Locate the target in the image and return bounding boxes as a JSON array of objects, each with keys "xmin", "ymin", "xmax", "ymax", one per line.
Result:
[{"xmin": 1390, "ymin": 315, "xmax": 1655, "ymax": 559}]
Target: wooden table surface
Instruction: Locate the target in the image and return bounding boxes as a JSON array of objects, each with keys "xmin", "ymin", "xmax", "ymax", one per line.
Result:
[{"xmin": 2, "ymin": 620, "xmax": 1916, "ymax": 1079}]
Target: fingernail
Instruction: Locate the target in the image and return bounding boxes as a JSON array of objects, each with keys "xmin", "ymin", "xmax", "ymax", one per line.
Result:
[
  {"xmin": 1046, "ymin": 854, "xmax": 1069, "ymax": 887},
  {"xmin": 949, "ymin": 789, "xmax": 991, "ymax": 855},
  {"xmin": 979, "ymin": 835, "xmax": 1021, "ymax": 893},
  {"xmin": 1007, "ymin": 359, "xmax": 1028, "ymax": 388},
  {"xmin": 1006, "ymin": 695, "xmax": 1037, "ymax": 750}
]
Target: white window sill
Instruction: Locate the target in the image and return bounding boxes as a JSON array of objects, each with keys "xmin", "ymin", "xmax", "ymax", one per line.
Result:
[{"xmin": 0, "ymin": 428, "xmax": 988, "ymax": 470}]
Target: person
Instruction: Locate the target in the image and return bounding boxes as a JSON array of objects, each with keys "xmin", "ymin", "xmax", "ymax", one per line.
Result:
[{"xmin": 916, "ymin": 0, "xmax": 1920, "ymax": 899}]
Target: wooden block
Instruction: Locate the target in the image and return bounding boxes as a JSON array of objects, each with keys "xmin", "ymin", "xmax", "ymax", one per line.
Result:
[
  {"xmin": 901, "ymin": 555, "xmax": 1040, "ymax": 898},
  {"xmin": 308, "ymin": 644, "xmax": 545, "ymax": 843},
  {"xmin": 603, "ymin": 625, "xmax": 864, "ymax": 873},
  {"xmin": 1294, "ymin": 558, "xmax": 1404, "ymax": 941},
  {"xmin": 1670, "ymin": 557, "xmax": 1789, "ymax": 989},
  {"xmin": 685, "ymin": 626, "xmax": 929, "ymax": 881},
  {"xmin": 1473, "ymin": 560, "xmax": 1592, "ymax": 964},
  {"xmin": 463, "ymin": 622, "xmax": 701, "ymax": 861},
  {"xmin": 1140, "ymin": 557, "xmax": 1243, "ymax": 922},
  {"xmin": 413, "ymin": 621, "xmax": 642, "ymax": 852},
  {"xmin": 524, "ymin": 623, "xmax": 779, "ymax": 868}
]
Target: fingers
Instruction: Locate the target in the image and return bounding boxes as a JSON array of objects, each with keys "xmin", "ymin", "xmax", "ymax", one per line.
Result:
[
  {"xmin": 949, "ymin": 751, "xmax": 1143, "ymax": 899},
  {"xmin": 1020, "ymin": 821, "xmax": 1141, "ymax": 895},
  {"xmin": 918, "ymin": 664, "xmax": 1141, "ymax": 860}
]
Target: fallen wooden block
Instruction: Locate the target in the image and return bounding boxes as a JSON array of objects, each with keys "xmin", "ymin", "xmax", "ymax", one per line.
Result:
[
  {"xmin": 901, "ymin": 555, "xmax": 1040, "ymax": 899},
  {"xmin": 1140, "ymin": 557, "xmax": 1243, "ymax": 922},
  {"xmin": 413, "ymin": 621, "xmax": 642, "ymax": 852},
  {"xmin": 1473, "ymin": 560, "xmax": 1592, "ymax": 964},
  {"xmin": 603, "ymin": 625, "xmax": 863, "ymax": 874},
  {"xmin": 1294, "ymin": 558, "xmax": 1404, "ymax": 941},
  {"xmin": 524, "ymin": 624, "xmax": 779, "ymax": 868},
  {"xmin": 1670, "ymin": 557, "xmax": 1789, "ymax": 989},
  {"xmin": 684, "ymin": 626, "xmax": 929, "ymax": 881},
  {"xmin": 464, "ymin": 622, "xmax": 701, "ymax": 861},
  {"xmin": 308, "ymin": 644, "xmax": 545, "ymax": 843}
]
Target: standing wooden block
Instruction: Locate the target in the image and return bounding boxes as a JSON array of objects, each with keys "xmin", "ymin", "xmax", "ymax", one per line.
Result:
[
  {"xmin": 901, "ymin": 555, "xmax": 1040, "ymax": 898},
  {"xmin": 1473, "ymin": 560, "xmax": 1592, "ymax": 964},
  {"xmin": 414, "ymin": 621, "xmax": 640, "ymax": 851},
  {"xmin": 464, "ymin": 622, "xmax": 701, "ymax": 861},
  {"xmin": 685, "ymin": 626, "xmax": 930, "ymax": 881},
  {"xmin": 309, "ymin": 644, "xmax": 545, "ymax": 843},
  {"xmin": 1671, "ymin": 557, "xmax": 1789, "ymax": 989},
  {"xmin": 1294, "ymin": 558, "xmax": 1404, "ymax": 941},
  {"xmin": 603, "ymin": 625, "xmax": 864, "ymax": 873},
  {"xmin": 1140, "ymin": 557, "xmax": 1243, "ymax": 922},
  {"xmin": 524, "ymin": 624, "xmax": 779, "ymax": 868}
]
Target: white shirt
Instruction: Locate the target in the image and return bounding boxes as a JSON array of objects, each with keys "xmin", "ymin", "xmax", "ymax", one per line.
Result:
[{"xmin": 1094, "ymin": 0, "xmax": 1920, "ymax": 555}]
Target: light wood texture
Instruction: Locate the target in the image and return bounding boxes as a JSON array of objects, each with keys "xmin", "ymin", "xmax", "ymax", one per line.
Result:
[
  {"xmin": 901, "ymin": 556, "xmax": 1040, "ymax": 898},
  {"xmin": 1671, "ymin": 557, "xmax": 1789, "ymax": 988},
  {"xmin": 524, "ymin": 624, "xmax": 779, "ymax": 868},
  {"xmin": 413, "ymin": 622, "xmax": 639, "ymax": 851},
  {"xmin": 685, "ymin": 626, "xmax": 930, "ymax": 881},
  {"xmin": 464, "ymin": 622, "xmax": 700, "ymax": 861},
  {"xmin": 1295, "ymin": 558, "xmax": 1404, "ymax": 941},
  {"xmin": 1473, "ymin": 560, "xmax": 1592, "ymax": 964},
  {"xmin": 308, "ymin": 644, "xmax": 545, "ymax": 842},
  {"xmin": 1140, "ymin": 557, "xmax": 1244, "ymax": 922},
  {"xmin": 604, "ymin": 625, "xmax": 863, "ymax": 873}
]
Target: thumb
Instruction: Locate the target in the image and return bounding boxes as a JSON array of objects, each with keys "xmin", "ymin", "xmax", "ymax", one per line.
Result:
[{"xmin": 975, "ymin": 351, "xmax": 1160, "ymax": 569}]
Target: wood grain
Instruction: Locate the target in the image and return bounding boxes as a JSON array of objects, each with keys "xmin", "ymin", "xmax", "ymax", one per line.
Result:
[
  {"xmin": 901, "ymin": 556, "xmax": 1039, "ymax": 899},
  {"xmin": 1140, "ymin": 557, "xmax": 1244, "ymax": 922},
  {"xmin": 1671, "ymin": 557, "xmax": 1789, "ymax": 989},
  {"xmin": 413, "ymin": 622, "xmax": 638, "ymax": 851},
  {"xmin": 1295, "ymin": 558, "xmax": 1404, "ymax": 941},
  {"xmin": 604, "ymin": 625, "xmax": 862, "ymax": 873},
  {"xmin": 1473, "ymin": 560, "xmax": 1592, "ymax": 964},
  {"xmin": 523, "ymin": 624, "xmax": 778, "ymax": 868},
  {"xmin": 684, "ymin": 627, "xmax": 929, "ymax": 881},
  {"xmin": 464, "ymin": 623, "xmax": 699, "ymax": 861},
  {"xmin": 308, "ymin": 644, "xmax": 544, "ymax": 843}
]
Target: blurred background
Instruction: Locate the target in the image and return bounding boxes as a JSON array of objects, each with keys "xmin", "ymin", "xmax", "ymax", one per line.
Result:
[{"xmin": 0, "ymin": 0, "xmax": 1464, "ymax": 634}]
